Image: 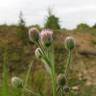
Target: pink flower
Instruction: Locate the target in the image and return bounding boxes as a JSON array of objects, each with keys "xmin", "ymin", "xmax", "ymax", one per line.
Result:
[{"xmin": 40, "ymin": 29, "xmax": 53, "ymax": 47}]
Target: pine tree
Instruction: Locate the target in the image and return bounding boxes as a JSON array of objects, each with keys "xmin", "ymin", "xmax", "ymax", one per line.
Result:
[{"xmin": 17, "ymin": 11, "xmax": 28, "ymax": 45}]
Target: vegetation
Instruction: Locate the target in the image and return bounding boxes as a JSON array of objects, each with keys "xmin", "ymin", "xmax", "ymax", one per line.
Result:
[
  {"xmin": 44, "ymin": 9, "xmax": 60, "ymax": 30},
  {"xmin": 77, "ymin": 23, "xmax": 90, "ymax": 30},
  {"xmin": 17, "ymin": 11, "xmax": 28, "ymax": 45}
]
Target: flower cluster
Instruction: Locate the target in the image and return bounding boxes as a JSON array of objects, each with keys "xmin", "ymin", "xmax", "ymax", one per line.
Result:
[
  {"xmin": 29, "ymin": 28, "xmax": 55, "ymax": 77},
  {"xmin": 29, "ymin": 27, "xmax": 53, "ymax": 47},
  {"xmin": 10, "ymin": 27, "xmax": 76, "ymax": 96},
  {"xmin": 28, "ymin": 27, "xmax": 76, "ymax": 96}
]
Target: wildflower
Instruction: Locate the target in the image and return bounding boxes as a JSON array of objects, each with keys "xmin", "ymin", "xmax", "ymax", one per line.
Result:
[
  {"xmin": 35, "ymin": 48, "xmax": 43, "ymax": 59},
  {"xmin": 65, "ymin": 36, "xmax": 75, "ymax": 50},
  {"xmin": 28, "ymin": 27, "xmax": 39, "ymax": 43},
  {"xmin": 40, "ymin": 29, "xmax": 53, "ymax": 47},
  {"xmin": 11, "ymin": 77, "xmax": 23, "ymax": 88},
  {"xmin": 57, "ymin": 73, "xmax": 66, "ymax": 87}
]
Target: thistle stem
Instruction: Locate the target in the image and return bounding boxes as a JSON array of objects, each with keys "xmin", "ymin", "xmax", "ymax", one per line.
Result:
[
  {"xmin": 64, "ymin": 49, "xmax": 72, "ymax": 96},
  {"xmin": 50, "ymin": 45, "xmax": 56, "ymax": 96},
  {"xmin": 51, "ymin": 66, "xmax": 56, "ymax": 96},
  {"xmin": 25, "ymin": 62, "xmax": 33, "ymax": 87},
  {"xmin": 64, "ymin": 50, "xmax": 71, "ymax": 78},
  {"xmin": 36, "ymin": 41, "xmax": 50, "ymax": 65},
  {"xmin": 38, "ymin": 41, "xmax": 48, "ymax": 58},
  {"xmin": 21, "ymin": 61, "xmax": 33, "ymax": 96}
]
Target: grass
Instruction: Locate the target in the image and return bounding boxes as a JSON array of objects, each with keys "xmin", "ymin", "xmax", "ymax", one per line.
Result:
[{"xmin": 2, "ymin": 47, "xmax": 9, "ymax": 96}]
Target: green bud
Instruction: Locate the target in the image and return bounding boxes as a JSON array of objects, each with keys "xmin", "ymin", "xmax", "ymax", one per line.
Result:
[
  {"xmin": 65, "ymin": 36, "xmax": 75, "ymax": 50},
  {"xmin": 35, "ymin": 48, "xmax": 43, "ymax": 59},
  {"xmin": 11, "ymin": 77, "xmax": 23, "ymax": 88},
  {"xmin": 63, "ymin": 85, "xmax": 70, "ymax": 93},
  {"xmin": 28, "ymin": 27, "xmax": 39, "ymax": 43},
  {"xmin": 57, "ymin": 73, "xmax": 66, "ymax": 87}
]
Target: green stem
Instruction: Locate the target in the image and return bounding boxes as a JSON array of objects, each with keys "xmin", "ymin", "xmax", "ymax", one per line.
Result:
[
  {"xmin": 41, "ymin": 59, "xmax": 51, "ymax": 74},
  {"xmin": 36, "ymin": 41, "xmax": 51, "ymax": 67},
  {"xmin": 21, "ymin": 61, "xmax": 33, "ymax": 96},
  {"xmin": 64, "ymin": 50, "xmax": 72, "ymax": 96},
  {"xmin": 38, "ymin": 41, "xmax": 48, "ymax": 58},
  {"xmin": 64, "ymin": 50, "xmax": 71, "ymax": 79},
  {"xmin": 24, "ymin": 61, "xmax": 33, "ymax": 87},
  {"xmin": 50, "ymin": 44, "xmax": 56, "ymax": 96},
  {"xmin": 51, "ymin": 66, "xmax": 56, "ymax": 96},
  {"xmin": 2, "ymin": 47, "xmax": 9, "ymax": 96}
]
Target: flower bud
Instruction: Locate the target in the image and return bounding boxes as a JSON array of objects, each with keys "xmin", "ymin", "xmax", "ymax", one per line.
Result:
[
  {"xmin": 65, "ymin": 36, "xmax": 75, "ymax": 50},
  {"xmin": 11, "ymin": 77, "xmax": 23, "ymax": 88},
  {"xmin": 63, "ymin": 85, "xmax": 70, "ymax": 93},
  {"xmin": 57, "ymin": 73, "xmax": 66, "ymax": 87},
  {"xmin": 28, "ymin": 27, "xmax": 39, "ymax": 43},
  {"xmin": 40, "ymin": 29, "xmax": 53, "ymax": 47},
  {"xmin": 35, "ymin": 48, "xmax": 43, "ymax": 59}
]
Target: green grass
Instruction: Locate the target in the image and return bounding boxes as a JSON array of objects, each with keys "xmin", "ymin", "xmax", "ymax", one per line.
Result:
[{"xmin": 2, "ymin": 47, "xmax": 9, "ymax": 96}]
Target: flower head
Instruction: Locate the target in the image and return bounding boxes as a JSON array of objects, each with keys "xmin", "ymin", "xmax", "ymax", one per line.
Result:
[
  {"xmin": 28, "ymin": 27, "xmax": 39, "ymax": 43},
  {"xmin": 11, "ymin": 77, "xmax": 23, "ymax": 88},
  {"xmin": 65, "ymin": 36, "xmax": 75, "ymax": 50},
  {"xmin": 57, "ymin": 73, "xmax": 66, "ymax": 87},
  {"xmin": 35, "ymin": 48, "xmax": 43, "ymax": 59},
  {"xmin": 40, "ymin": 29, "xmax": 53, "ymax": 47},
  {"xmin": 63, "ymin": 85, "xmax": 70, "ymax": 93}
]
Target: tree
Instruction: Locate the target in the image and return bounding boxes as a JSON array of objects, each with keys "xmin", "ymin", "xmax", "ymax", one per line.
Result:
[
  {"xmin": 17, "ymin": 11, "xmax": 28, "ymax": 45},
  {"xmin": 77, "ymin": 23, "xmax": 90, "ymax": 30},
  {"xmin": 44, "ymin": 8, "xmax": 60, "ymax": 30},
  {"xmin": 92, "ymin": 23, "xmax": 96, "ymax": 28}
]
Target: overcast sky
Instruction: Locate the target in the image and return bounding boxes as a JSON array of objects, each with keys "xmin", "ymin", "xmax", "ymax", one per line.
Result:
[{"xmin": 0, "ymin": 0, "xmax": 96, "ymax": 29}]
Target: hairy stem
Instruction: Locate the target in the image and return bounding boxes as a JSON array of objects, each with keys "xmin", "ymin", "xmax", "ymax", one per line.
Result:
[
  {"xmin": 50, "ymin": 44, "xmax": 56, "ymax": 96},
  {"xmin": 64, "ymin": 49, "xmax": 72, "ymax": 96},
  {"xmin": 64, "ymin": 50, "xmax": 71, "ymax": 79},
  {"xmin": 51, "ymin": 66, "xmax": 56, "ymax": 96},
  {"xmin": 21, "ymin": 61, "xmax": 33, "ymax": 96}
]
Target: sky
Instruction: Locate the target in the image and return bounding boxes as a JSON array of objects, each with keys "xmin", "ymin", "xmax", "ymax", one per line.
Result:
[{"xmin": 0, "ymin": 0, "xmax": 96, "ymax": 29}]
